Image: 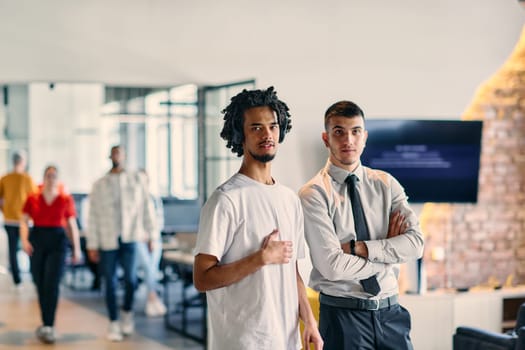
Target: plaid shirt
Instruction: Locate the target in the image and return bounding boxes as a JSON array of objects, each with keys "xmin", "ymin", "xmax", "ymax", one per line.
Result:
[{"xmin": 86, "ymin": 170, "xmax": 157, "ymax": 250}]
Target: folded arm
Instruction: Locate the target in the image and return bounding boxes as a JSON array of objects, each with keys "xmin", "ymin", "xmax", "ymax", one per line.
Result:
[
  {"xmin": 342, "ymin": 210, "xmax": 408, "ymax": 258},
  {"xmin": 300, "ymin": 186, "xmax": 385, "ymax": 281},
  {"xmin": 365, "ymin": 182, "xmax": 424, "ymax": 264}
]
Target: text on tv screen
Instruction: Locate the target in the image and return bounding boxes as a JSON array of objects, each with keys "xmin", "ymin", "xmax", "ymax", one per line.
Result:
[{"xmin": 361, "ymin": 120, "xmax": 483, "ymax": 203}]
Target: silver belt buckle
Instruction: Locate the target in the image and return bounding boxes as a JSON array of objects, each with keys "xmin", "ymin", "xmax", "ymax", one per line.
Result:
[{"xmin": 371, "ymin": 299, "xmax": 380, "ymax": 311}]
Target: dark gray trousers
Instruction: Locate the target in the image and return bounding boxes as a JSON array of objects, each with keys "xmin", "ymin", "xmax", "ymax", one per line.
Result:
[{"xmin": 319, "ymin": 302, "xmax": 413, "ymax": 350}]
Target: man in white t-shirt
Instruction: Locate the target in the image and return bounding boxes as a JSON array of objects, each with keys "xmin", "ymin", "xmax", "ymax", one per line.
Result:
[{"xmin": 193, "ymin": 87, "xmax": 323, "ymax": 350}]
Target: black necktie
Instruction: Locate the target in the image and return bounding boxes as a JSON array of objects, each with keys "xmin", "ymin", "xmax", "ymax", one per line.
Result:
[{"xmin": 346, "ymin": 174, "xmax": 381, "ymax": 296}]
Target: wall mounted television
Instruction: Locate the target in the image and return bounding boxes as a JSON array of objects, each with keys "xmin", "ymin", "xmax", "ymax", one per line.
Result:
[{"xmin": 361, "ymin": 119, "xmax": 483, "ymax": 203}]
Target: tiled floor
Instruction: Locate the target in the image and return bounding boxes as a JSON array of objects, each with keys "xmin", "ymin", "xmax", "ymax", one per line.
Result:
[{"xmin": 0, "ymin": 270, "xmax": 204, "ymax": 350}]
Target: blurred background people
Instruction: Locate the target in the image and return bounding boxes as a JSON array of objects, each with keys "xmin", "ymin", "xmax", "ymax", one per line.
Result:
[
  {"xmin": 0, "ymin": 150, "xmax": 37, "ymax": 290},
  {"xmin": 136, "ymin": 169, "xmax": 166, "ymax": 317},
  {"xmin": 86, "ymin": 145, "xmax": 156, "ymax": 342},
  {"xmin": 80, "ymin": 227, "xmax": 101, "ymax": 291},
  {"xmin": 75, "ymin": 195, "xmax": 101, "ymax": 291},
  {"xmin": 20, "ymin": 165, "xmax": 81, "ymax": 344}
]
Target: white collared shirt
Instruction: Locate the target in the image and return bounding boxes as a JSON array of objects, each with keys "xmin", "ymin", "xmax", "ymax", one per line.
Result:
[{"xmin": 299, "ymin": 160, "xmax": 424, "ymax": 299}]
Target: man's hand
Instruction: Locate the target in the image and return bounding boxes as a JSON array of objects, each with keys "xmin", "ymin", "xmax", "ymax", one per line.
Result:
[
  {"xmin": 387, "ymin": 211, "xmax": 408, "ymax": 238},
  {"xmin": 303, "ymin": 320, "xmax": 324, "ymax": 350},
  {"xmin": 87, "ymin": 249, "xmax": 100, "ymax": 263},
  {"xmin": 260, "ymin": 229, "xmax": 293, "ymax": 265},
  {"xmin": 341, "ymin": 211, "xmax": 408, "ymax": 256},
  {"xmin": 147, "ymin": 239, "xmax": 156, "ymax": 253}
]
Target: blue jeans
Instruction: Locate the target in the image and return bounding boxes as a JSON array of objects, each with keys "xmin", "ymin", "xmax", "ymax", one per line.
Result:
[
  {"xmin": 5, "ymin": 225, "xmax": 21, "ymax": 285},
  {"xmin": 100, "ymin": 240, "xmax": 137, "ymax": 321},
  {"xmin": 136, "ymin": 239, "xmax": 162, "ymax": 293}
]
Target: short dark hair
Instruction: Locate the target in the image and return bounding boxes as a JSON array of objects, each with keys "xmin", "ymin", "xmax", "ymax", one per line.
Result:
[
  {"xmin": 220, "ymin": 86, "xmax": 292, "ymax": 157},
  {"xmin": 324, "ymin": 101, "xmax": 365, "ymax": 130},
  {"xmin": 12, "ymin": 150, "xmax": 26, "ymax": 165},
  {"xmin": 110, "ymin": 145, "xmax": 122, "ymax": 153}
]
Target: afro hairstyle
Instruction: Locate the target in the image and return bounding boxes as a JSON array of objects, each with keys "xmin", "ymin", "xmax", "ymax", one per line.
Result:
[{"xmin": 219, "ymin": 86, "xmax": 292, "ymax": 157}]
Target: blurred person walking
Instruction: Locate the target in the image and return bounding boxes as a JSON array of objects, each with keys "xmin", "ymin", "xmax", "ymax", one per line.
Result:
[
  {"xmin": 136, "ymin": 169, "xmax": 167, "ymax": 317},
  {"xmin": 86, "ymin": 145, "xmax": 157, "ymax": 342},
  {"xmin": 20, "ymin": 165, "xmax": 81, "ymax": 344},
  {"xmin": 0, "ymin": 150, "xmax": 37, "ymax": 289}
]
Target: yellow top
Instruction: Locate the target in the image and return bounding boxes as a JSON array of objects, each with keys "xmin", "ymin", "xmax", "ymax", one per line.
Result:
[{"xmin": 0, "ymin": 172, "xmax": 37, "ymax": 224}]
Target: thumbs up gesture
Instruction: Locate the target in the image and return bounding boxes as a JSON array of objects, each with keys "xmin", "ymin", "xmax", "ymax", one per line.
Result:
[{"xmin": 260, "ymin": 229, "xmax": 293, "ymax": 265}]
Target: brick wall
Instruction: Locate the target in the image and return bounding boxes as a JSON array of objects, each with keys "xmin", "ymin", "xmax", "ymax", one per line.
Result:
[{"xmin": 421, "ymin": 25, "xmax": 525, "ymax": 290}]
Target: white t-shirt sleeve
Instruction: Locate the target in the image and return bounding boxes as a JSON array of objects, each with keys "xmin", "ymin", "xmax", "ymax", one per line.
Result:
[{"xmin": 194, "ymin": 190, "xmax": 235, "ymax": 261}]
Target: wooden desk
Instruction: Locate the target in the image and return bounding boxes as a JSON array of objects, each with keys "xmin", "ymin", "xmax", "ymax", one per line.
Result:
[
  {"xmin": 162, "ymin": 249, "xmax": 207, "ymax": 347},
  {"xmin": 161, "ymin": 238, "xmax": 181, "ymax": 252},
  {"xmin": 163, "ymin": 250, "xmax": 195, "ymax": 265},
  {"xmin": 161, "ymin": 232, "xmax": 197, "ymax": 252}
]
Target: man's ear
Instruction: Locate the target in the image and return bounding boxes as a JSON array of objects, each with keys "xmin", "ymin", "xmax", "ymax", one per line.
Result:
[{"xmin": 322, "ymin": 132, "xmax": 329, "ymax": 147}]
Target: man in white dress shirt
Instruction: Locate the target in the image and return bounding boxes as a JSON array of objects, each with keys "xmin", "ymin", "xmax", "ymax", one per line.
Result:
[{"xmin": 300, "ymin": 100, "xmax": 424, "ymax": 349}]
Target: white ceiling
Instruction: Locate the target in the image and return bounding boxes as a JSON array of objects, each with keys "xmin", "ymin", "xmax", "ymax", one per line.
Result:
[{"xmin": 1, "ymin": 0, "xmax": 524, "ymax": 188}]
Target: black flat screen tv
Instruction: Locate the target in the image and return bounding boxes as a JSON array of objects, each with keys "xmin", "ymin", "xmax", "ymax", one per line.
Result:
[{"xmin": 361, "ymin": 119, "xmax": 483, "ymax": 203}]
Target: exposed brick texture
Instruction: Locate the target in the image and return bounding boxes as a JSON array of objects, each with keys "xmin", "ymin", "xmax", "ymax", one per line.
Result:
[{"xmin": 421, "ymin": 25, "xmax": 525, "ymax": 290}]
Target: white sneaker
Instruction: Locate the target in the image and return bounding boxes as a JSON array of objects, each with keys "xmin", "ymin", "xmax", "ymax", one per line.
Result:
[
  {"xmin": 107, "ymin": 321, "xmax": 123, "ymax": 342},
  {"xmin": 145, "ymin": 300, "xmax": 158, "ymax": 317},
  {"xmin": 36, "ymin": 326, "xmax": 56, "ymax": 344},
  {"xmin": 145, "ymin": 298, "xmax": 167, "ymax": 317},
  {"xmin": 155, "ymin": 299, "xmax": 167, "ymax": 316},
  {"xmin": 121, "ymin": 311, "xmax": 134, "ymax": 336}
]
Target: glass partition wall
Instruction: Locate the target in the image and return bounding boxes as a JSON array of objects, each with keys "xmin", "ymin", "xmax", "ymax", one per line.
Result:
[
  {"xmin": 105, "ymin": 84, "xmax": 200, "ymax": 199},
  {"xmin": 200, "ymin": 80, "xmax": 255, "ymax": 200},
  {"xmin": 0, "ymin": 80, "xmax": 254, "ymax": 206}
]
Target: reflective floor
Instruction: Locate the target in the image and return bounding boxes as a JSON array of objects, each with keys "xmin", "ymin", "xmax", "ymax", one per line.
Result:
[{"xmin": 0, "ymin": 270, "xmax": 203, "ymax": 350}]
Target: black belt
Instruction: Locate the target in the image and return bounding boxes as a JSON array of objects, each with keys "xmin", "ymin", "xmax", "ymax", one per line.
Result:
[{"xmin": 319, "ymin": 293, "xmax": 398, "ymax": 311}]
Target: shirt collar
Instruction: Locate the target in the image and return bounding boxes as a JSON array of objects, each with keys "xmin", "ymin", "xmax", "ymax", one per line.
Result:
[{"xmin": 324, "ymin": 159, "xmax": 365, "ymax": 185}]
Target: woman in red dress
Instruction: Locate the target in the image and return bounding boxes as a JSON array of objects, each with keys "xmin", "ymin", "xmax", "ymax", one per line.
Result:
[{"xmin": 20, "ymin": 165, "xmax": 81, "ymax": 344}]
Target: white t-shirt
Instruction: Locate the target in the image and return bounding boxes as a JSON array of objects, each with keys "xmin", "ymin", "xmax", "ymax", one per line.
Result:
[{"xmin": 195, "ymin": 173, "xmax": 305, "ymax": 350}]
